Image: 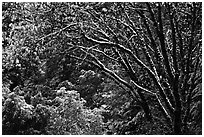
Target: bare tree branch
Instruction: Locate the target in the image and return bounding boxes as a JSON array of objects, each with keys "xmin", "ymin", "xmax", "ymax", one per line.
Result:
[
  {"xmin": 36, "ymin": 22, "xmax": 78, "ymax": 43},
  {"xmin": 157, "ymin": 3, "xmax": 174, "ymax": 82},
  {"xmin": 167, "ymin": 3, "xmax": 178, "ymax": 74},
  {"xmin": 83, "ymin": 33, "xmax": 174, "ymax": 114}
]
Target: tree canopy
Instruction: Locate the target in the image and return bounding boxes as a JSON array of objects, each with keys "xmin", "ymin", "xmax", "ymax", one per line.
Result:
[{"xmin": 2, "ymin": 2, "xmax": 202, "ymax": 135}]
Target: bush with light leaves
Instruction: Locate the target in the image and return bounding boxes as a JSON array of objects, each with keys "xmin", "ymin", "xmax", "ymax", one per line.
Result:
[
  {"xmin": 2, "ymin": 90, "xmax": 34, "ymax": 134},
  {"xmin": 47, "ymin": 87, "xmax": 105, "ymax": 135}
]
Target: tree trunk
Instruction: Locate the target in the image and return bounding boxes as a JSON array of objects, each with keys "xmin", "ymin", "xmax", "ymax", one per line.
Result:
[
  {"xmin": 173, "ymin": 74, "xmax": 182, "ymax": 134},
  {"xmin": 173, "ymin": 108, "xmax": 182, "ymax": 134}
]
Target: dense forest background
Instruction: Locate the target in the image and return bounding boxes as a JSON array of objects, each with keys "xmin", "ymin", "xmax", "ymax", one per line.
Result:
[{"xmin": 2, "ymin": 2, "xmax": 202, "ymax": 135}]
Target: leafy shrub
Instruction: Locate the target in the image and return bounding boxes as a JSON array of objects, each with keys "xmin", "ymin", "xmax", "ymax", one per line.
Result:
[
  {"xmin": 2, "ymin": 92, "xmax": 34, "ymax": 134},
  {"xmin": 2, "ymin": 86, "xmax": 105, "ymax": 135},
  {"xmin": 47, "ymin": 87, "xmax": 105, "ymax": 135},
  {"xmin": 77, "ymin": 70, "xmax": 104, "ymax": 107}
]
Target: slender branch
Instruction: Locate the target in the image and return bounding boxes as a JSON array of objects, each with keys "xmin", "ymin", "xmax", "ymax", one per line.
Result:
[
  {"xmin": 83, "ymin": 34, "xmax": 174, "ymax": 114},
  {"xmin": 67, "ymin": 54, "xmax": 100, "ymax": 68},
  {"xmin": 106, "ymin": 16, "xmax": 140, "ymax": 35},
  {"xmin": 146, "ymin": 3, "xmax": 160, "ymax": 34},
  {"xmin": 174, "ymin": 12, "xmax": 184, "ymax": 72},
  {"xmin": 114, "ymin": 48, "xmax": 156, "ymax": 97},
  {"xmin": 122, "ymin": 4, "xmax": 139, "ymax": 34},
  {"xmin": 68, "ymin": 53, "xmax": 136, "ymax": 98},
  {"xmin": 88, "ymin": 25, "xmax": 110, "ymax": 41},
  {"xmin": 137, "ymin": 11, "xmax": 157, "ymax": 50},
  {"xmin": 36, "ymin": 23, "xmax": 78, "ymax": 43},
  {"xmin": 93, "ymin": 49, "xmax": 119, "ymax": 62},
  {"xmin": 73, "ymin": 45, "xmax": 134, "ymax": 94},
  {"xmin": 142, "ymin": 45, "xmax": 175, "ymax": 114},
  {"xmin": 113, "ymin": 48, "xmax": 154, "ymax": 120},
  {"xmin": 78, "ymin": 45, "xmax": 120, "ymax": 62},
  {"xmin": 130, "ymin": 80, "xmax": 155, "ymax": 96},
  {"xmin": 146, "ymin": 3, "xmax": 174, "ymax": 83},
  {"xmin": 137, "ymin": 7, "xmax": 168, "ymax": 82},
  {"xmin": 156, "ymin": 94, "xmax": 172, "ymax": 124},
  {"xmin": 186, "ymin": 4, "xmax": 197, "ymax": 74},
  {"xmin": 157, "ymin": 3, "xmax": 174, "ymax": 81},
  {"xmin": 166, "ymin": 5, "xmax": 182, "ymax": 131},
  {"xmin": 167, "ymin": 3, "xmax": 178, "ymax": 74},
  {"xmin": 89, "ymin": 53, "xmax": 138, "ymax": 98},
  {"xmin": 113, "ymin": 48, "xmax": 130, "ymax": 73},
  {"xmin": 121, "ymin": 7, "xmax": 155, "ymax": 54},
  {"xmin": 183, "ymin": 66, "xmax": 200, "ymax": 133},
  {"xmin": 141, "ymin": 46, "xmax": 159, "ymax": 79}
]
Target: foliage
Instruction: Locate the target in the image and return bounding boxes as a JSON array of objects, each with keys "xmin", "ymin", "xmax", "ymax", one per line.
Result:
[
  {"xmin": 2, "ymin": 86, "xmax": 105, "ymax": 135},
  {"xmin": 76, "ymin": 69, "xmax": 104, "ymax": 108},
  {"xmin": 47, "ymin": 87, "xmax": 104, "ymax": 135},
  {"xmin": 2, "ymin": 2, "xmax": 202, "ymax": 135},
  {"xmin": 63, "ymin": 2, "xmax": 201, "ymax": 134}
]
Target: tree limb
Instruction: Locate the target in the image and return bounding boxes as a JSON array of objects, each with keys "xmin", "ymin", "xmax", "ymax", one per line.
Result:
[
  {"xmin": 167, "ymin": 3, "xmax": 178, "ymax": 74},
  {"xmin": 157, "ymin": 3, "xmax": 174, "ymax": 82},
  {"xmin": 83, "ymin": 33, "xmax": 174, "ymax": 114}
]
